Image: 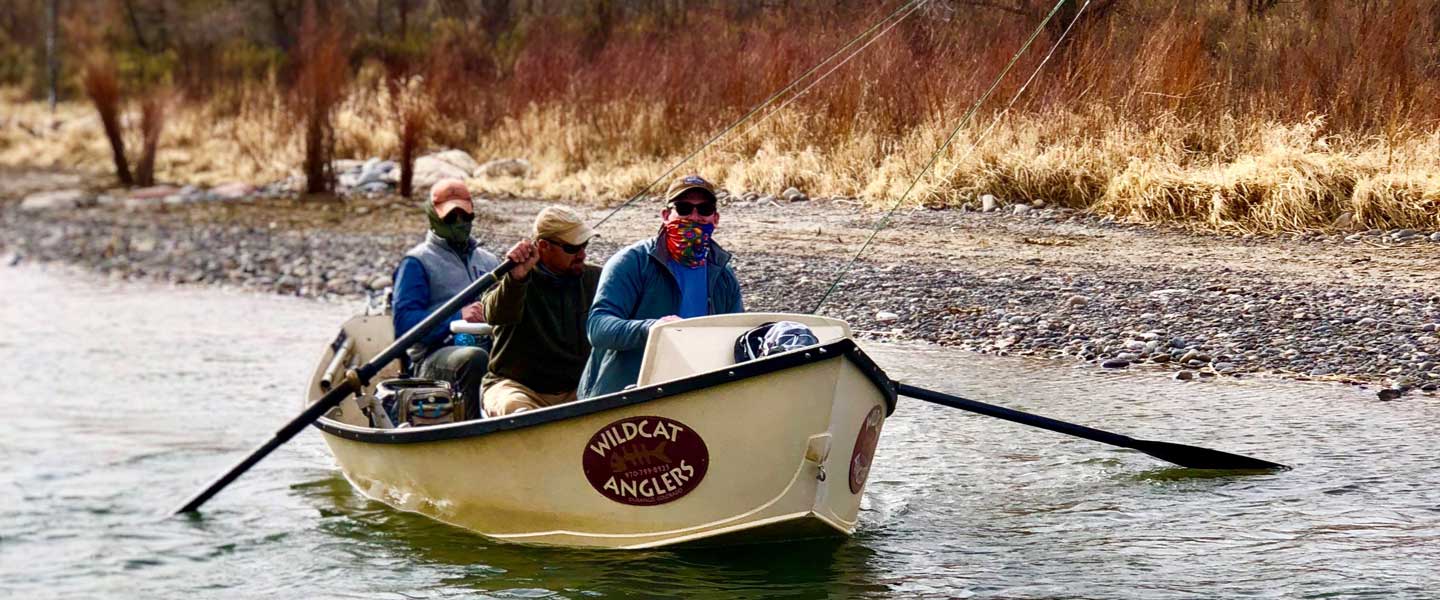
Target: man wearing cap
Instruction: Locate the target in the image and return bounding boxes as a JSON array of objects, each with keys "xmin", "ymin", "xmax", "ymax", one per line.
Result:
[
  {"xmin": 391, "ymin": 179, "xmax": 501, "ymax": 419},
  {"xmin": 479, "ymin": 206, "xmax": 602, "ymax": 416},
  {"xmin": 577, "ymin": 174, "xmax": 744, "ymax": 399}
]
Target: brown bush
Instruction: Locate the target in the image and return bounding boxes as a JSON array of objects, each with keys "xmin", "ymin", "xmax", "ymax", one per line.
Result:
[
  {"xmin": 82, "ymin": 55, "xmax": 132, "ymax": 186},
  {"xmin": 135, "ymin": 92, "xmax": 168, "ymax": 187},
  {"xmin": 289, "ymin": 1, "xmax": 349, "ymax": 196}
]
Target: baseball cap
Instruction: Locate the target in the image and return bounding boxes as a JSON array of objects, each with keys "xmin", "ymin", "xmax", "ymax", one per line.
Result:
[
  {"xmin": 664, "ymin": 174, "xmax": 717, "ymax": 204},
  {"xmin": 429, "ymin": 179, "xmax": 473, "ymax": 218},
  {"xmin": 534, "ymin": 205, "xmax": 595, "ymax": 246}
]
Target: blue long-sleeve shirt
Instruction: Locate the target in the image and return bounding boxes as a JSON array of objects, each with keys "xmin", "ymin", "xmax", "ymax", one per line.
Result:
[
  {"xmin": 577, "ymin": 236, "xmax": 743, "ymax": 399},
  {"xmin": 392, "ymin": 257, "xmax": 462, "ymax": 350}
]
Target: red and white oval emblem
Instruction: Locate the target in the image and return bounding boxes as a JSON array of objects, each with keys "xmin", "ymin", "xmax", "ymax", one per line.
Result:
[
  {"xmin": 582, "ymin": 416, "xmax": 709, "ymax": 506},
  {"xmin": 849, "ymin": 406, "xmax": 884, "ymax": 494}
]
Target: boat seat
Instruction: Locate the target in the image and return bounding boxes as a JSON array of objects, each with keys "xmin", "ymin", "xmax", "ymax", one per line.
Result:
[{"xmin": 634, "ymin": 313, "xmax": 851, "ymax": 387}]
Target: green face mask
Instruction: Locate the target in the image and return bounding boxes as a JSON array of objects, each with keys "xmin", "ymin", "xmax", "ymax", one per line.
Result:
[{"xmin": 428, "ymin": 205, "xmax": 473, "ymax": 247}]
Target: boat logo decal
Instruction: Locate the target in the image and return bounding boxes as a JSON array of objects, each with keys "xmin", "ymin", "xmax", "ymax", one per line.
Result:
[
  {"xmin": 583, "ymin": 416, "xmax": 709, "ymax": 506},
  {"xmin": 849, "ymin": 406, "xmax": 884, "ymax": 494}
]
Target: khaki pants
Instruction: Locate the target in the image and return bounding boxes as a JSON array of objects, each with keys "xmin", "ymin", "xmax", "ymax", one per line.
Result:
[{"xmin": 483, "ymin": 377, "xmax": 577, "ymax": 416}]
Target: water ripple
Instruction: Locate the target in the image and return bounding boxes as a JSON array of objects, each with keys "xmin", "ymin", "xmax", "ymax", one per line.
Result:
[{"xmin": 4, "ymin": 267, "xmax": 1440, "ymax": 598}]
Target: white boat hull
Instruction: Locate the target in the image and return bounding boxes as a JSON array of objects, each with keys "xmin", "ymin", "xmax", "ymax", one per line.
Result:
[{"xmin": 308, "ymin": 313, "xmax": 893, "ymax": 549}]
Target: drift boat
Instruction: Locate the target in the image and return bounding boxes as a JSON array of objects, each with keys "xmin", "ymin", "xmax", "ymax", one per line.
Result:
[{"xmin": 305, "ymin": 312, "xmax": 895, "ymax": 549}]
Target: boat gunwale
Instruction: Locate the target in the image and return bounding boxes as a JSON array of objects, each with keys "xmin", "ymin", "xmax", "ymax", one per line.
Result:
[{"xmin": 311, "ymin": 338, "xmax": 896, "ymax": 444}]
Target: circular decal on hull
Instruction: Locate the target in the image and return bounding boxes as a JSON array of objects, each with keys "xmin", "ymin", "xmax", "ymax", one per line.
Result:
[
  {"xmin": 849, "ymin": 406, "xmax": 884, "ymax": 494},
  {"xmin": 583, "ymin": 416, "xmax": 709, "ymax": 506}
]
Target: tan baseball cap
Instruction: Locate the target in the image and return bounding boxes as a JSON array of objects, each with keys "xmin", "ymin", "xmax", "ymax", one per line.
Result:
[
  {"xmin": 429, "ymin": 179, "xmax": 473, "ymax": 218},
  {"xmin": 533, "ymin": 205, "xmax": 595, "ymax": 246},
  {"xmin": 663, "ymin": 174, "xmax": 717, "ymax": 204}
]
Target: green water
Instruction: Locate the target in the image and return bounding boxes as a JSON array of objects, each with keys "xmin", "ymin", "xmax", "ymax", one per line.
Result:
[{"xmin": 3, "ymin": 265, "xmax": 1437, "ymax": 598}]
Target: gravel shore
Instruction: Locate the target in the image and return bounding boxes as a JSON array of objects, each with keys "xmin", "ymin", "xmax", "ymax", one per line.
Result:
[{"xmin": 4, "ymin": 176, "xmax": 1438, "ymax": 398}]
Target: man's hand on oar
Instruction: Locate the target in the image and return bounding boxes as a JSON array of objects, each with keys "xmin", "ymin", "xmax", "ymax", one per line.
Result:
[{"xmin": 894, "ymin": 382, "xmax": 1289, "ymax": 471}]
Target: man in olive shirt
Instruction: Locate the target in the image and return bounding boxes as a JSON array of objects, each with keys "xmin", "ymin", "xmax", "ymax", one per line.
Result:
[{"xmin": 480, "ymin": 206, "xmax": 601, "ymax": 415}]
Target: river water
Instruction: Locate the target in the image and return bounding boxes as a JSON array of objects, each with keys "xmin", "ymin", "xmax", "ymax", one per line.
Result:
[{"xmin": 2, "ymin": 264, "xmax": 1437, "ymax": 599}]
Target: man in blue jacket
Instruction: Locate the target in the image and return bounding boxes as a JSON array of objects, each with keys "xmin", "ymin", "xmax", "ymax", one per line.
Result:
[
  {"xmin": 392, "ymin": 179, "xmax": 501, "ymax": 419},
  {"xmin": 577, "ymin": 175, "xmax": 744, "ymax": 399}
]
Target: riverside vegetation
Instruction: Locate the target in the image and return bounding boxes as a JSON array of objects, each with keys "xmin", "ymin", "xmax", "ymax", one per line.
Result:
[{"xmin": 2, "ymin": 1, "xmax": 1440, "ymax": 232}]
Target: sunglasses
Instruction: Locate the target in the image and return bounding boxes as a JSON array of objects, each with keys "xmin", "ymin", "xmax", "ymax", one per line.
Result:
[
  {"xmin": 670, "ymin": 200, "xmax": 717, "ymax": 217},
  {"xmin": 542, "ymin": 238, "xmax": 588, "ymax": 254},
  {"xmin": 442, "ymin": 211, "xmax": 475, "ymax": 225}
]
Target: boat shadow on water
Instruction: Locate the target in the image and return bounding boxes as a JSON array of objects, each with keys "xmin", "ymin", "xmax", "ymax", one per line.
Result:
[{"xmin": 291, "ymin": 474, "xmax": 893, "ymax": 597}]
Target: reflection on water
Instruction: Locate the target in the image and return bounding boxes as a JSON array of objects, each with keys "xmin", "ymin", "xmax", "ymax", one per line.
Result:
[{"xmin": 3, "ymin": 265, "xmax": 1438, "ymax": 598}]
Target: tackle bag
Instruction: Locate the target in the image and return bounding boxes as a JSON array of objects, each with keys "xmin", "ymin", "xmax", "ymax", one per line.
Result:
[
  {"xmin": 375, "ymin": 378, "xmax": 462, "ymax": 427},
  {"xmin": 733, "ymin": 321, "xmax": 821, "ymax": 363}
]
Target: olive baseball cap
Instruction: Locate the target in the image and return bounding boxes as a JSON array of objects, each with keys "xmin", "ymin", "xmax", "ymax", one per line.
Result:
[{"xmin": 663, "ymin": 174, "xmax": 717, "ymax": 204}]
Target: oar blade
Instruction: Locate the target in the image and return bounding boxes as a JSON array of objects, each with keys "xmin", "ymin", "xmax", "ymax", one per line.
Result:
[{"xmin": 1130, "ymin": 439, "xmax": 1289, "ymax": 471}]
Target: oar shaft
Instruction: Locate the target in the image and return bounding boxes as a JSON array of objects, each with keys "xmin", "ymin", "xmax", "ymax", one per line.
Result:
[
  {"xmin": 174, "ymin": 259, "xmax": 517, "ymax": 514},
  {"xmin": 895, "ymin": 382, "xmax": 1288, "ymax": 470},
  {"xmin": 895, "ymin": 382, "xmax": 1136, "ymax": 449},
  {"xmin": 174, "ymin": 379, "xmax": 358, "ymax": 513}
]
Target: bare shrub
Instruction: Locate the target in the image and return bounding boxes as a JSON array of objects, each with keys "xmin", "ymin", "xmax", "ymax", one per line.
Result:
[
  {"xmin": 82, "ymin": 55, "xmax": 132, "ymax": 186},
  {"xmin": 135, "ymin": 92, "xmax": 169, "ymax": 187},
  {"xmin": 289, "ymin": 2, "xmax": 349, "ymax": 196}
]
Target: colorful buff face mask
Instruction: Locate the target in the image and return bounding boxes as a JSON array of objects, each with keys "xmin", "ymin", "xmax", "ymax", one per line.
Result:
[{"xmin": 662, "ymin": 220, "xmax": 714, "ymax": 268}]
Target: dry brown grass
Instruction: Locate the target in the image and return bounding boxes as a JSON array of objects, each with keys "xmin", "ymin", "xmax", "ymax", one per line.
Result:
[
  {"xmin": 6, "ymin": 1, "xmax": 1440, "ymax": 231},
  {"xmin": 8, "ymin": 91, "xmax": 1440, "ymax": 233}
]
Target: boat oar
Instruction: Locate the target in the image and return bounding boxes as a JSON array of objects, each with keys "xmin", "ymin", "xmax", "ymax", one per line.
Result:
[
  {"xmin": 173, "ymin": 259, "xmax": 518, "ymax": 515},
  {"xmin": 894, "ymin": 383, "xmax": 1289, "ymax": 471}
]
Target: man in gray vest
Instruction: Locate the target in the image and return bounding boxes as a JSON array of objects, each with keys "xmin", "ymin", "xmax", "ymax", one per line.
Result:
[{"xmin": 391, "ymin": 179, "xmax": 501, "ymax": 419}]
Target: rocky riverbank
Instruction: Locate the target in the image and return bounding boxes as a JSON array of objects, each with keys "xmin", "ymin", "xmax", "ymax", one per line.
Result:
[{"xmin": 4, "ymin": 169, "xmax": 1439, "ymax": 399}]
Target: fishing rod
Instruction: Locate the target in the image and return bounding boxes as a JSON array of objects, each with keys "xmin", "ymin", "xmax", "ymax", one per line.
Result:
[{"xmin": 174, "ymin": 0, "xmax": 934, "ymax": 515}]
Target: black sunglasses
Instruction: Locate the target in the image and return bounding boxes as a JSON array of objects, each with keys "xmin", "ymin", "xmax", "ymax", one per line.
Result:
[
  {"xmin": 442, "ymin": 211, "xmax": 475, "ymax": 225},
  {"xmin": 542, "ymin": 238, "xmax": 588, "ymax": 254},
  {"xmin": 670, "ymin": 200, "xmax": 717, "ymax": 217}
]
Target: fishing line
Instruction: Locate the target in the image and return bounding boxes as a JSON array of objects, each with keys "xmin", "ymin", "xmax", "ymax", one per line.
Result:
[
  {"xmin": 593, "ymin": 0, "xmax": 928, "ymax": 228},
  {"xmin": 940, "ymin": 0, "xmax": 1092, "ymax": 182},
  {"xmin": 721, "ymin": 0, "xmax": 931, "ymax": 149},
  {"xmin": 810, "ymin": 0, "xmax": 1084, "ymax": 314}
]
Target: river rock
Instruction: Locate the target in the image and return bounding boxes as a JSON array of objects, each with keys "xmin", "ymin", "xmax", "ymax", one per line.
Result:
[
  {"xmin": 428, "ymin": 149, "xmax": 480, "ymax": 174},
  {"xmin": 1377, "ymin": 388, "xmax": 1402, "ymax": 401},
  {"xmin": 130, "ymin": 185, "xmax": 180, "ymax": 200},
  {"xmin": 412, "ymin": 156, "xmax": 471, "ymax": 191},
  {"xmin": 1431, "ymin": 232, "xmax": 1440, "ymax": 243},
  {"xmin": 332, "ymin": 159, "xmax": 364, "ymax": 175},
  {"xmin": 1012, "ymin": 204, "xmax": 1030, "ymax": 216},
  {"xmin": 1102, "ymin": 359, "xmax": 1130, "ymax": 369},
  {"xmin": 368, "ymin": 275, "xmax": 393, "ymax": 291},
  {"xmin": 782, "ymin": 187, "xmax": 807, "ymax": 202},
  {"xmin": 211, "ymin": 182, "xmax": 254, "ymax": 200},
  {"xmin": 1173, "ymin": 370, "xmax": 1195, "ymax": 381},
  {"xmin": 19, "ymin": 189, "xmax": 91, "ymax": 211},
  {"xmin": 1392, "ymin": 229, "xmax": 1421, "ymax": 240},
  {"xmin": 474, "ymin": 158, "xmax": 531, "ymax": 179},
  {"xmin": 876, "ymin": 311, "xmax": 900, "ymax": 324},
  {"xmin": 359, "ymin": 181, "xmax": 390, "ymax": 194},
  {"xmin": 356, "ymin": 159, "xmax": 397, "ymax": 186}
]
